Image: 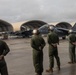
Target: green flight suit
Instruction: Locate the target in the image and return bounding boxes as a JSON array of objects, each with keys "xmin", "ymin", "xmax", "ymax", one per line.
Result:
[
  {"xmin": 31, "ymin": 35, "xmax": 46, "ymax": 74},
  {"xmin": 47, "ymin": 31, "xmax": 60, "ymax": 69},
  {"xmin": 0, "ymin": 40, "xmax": 10, "ymax": 75},
  {"xmin": 69, "ymin": 33, "xmax": 76, "ymax": 63}
]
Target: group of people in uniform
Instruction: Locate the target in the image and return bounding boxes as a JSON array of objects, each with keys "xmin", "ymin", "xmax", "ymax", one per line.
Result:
[
  {"xmin": 0, "ymin": 25, "xmax": 76, "ymax": 75},
  {"xmin": 31, "ymin": 26, "xmax": 76, "ymax": 75}
]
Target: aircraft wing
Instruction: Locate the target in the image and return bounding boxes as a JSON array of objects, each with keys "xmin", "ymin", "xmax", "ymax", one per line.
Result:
[
  {"xmin": 38, "ymin": 24, "xmax": 69, "ymax": 37},
  {"xmin": 54, "ymin": 27, "xmax": 69, "ymax": 37},
  {"xmin": 56, "ymin": 28, "xmax": 69, "ymax": 33}
]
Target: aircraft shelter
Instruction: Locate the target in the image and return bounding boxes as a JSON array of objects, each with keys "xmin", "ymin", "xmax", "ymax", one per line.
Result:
[
  {"xmin": 0, "ymin": 19, "xmax": 13, "ymax": 32},
  {"xmin": 56, "ymin": 22, "xmax": 72, "ymax": 29},
  {"xmin": 20, "ymin": 20, "xmax": 47, "ymax": 31},
  {"xmin": 0, "ymin": 19, "xmax": 74, "ymax": 33}
]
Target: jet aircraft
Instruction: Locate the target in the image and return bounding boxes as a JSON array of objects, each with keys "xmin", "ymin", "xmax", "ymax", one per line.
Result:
[
  {"xmin": 13, "ymin": 22, "xmax": 76, "ymax": 39},
  {"xmin": 38, "ymin": 24, "xmax": 69, "ymax": 39},
  {"xmin": 13, "ymin": 24, "xmax": 70, "ymax": 39},
  {"xmin": 0, "ymin": 19, "xmax": 75, "ymax": 39}
]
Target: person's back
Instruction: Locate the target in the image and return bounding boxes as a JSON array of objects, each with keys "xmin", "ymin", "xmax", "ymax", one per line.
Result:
[
  {"xmin": 68, "ymin": 32, "xmax": 76, "ymax": 64},
  {"xmin": 0, "ymin": 40, "xmax": 10, "ymax": 75},
  {"xmin": 31, "ymin": 29, "xmax": 45, "ymax": 75},
  {"xmin": 31, "ymin": 35, "xmax": 45, "ymax": 50},
  {"xmin": 47, "ymin": 31, "xmax": 59, "ymax": 44},
  {"xmin": 0, "ymin": 40, "xmax": 10, "ymax": 57},
  {"xmin": 46, "ymin": 26, "xmax": 60, "ymax": 73},
  {"xmin": 69, "ymin": 34, "xmax": 76, "ymax": 44}
]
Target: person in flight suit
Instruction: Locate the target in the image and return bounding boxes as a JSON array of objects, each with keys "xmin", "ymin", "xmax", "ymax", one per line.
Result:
[
  {"xmin": 68, "ymin": 29, "xmax": 76, "ymax": 64},
  {"xmin": 31, "ymin": 29, "xmax": 46, "ymax": 75},
  {"xmin": 0, "ymin": 39, "xmax": 10, "ymax": 75},
  {"xmin": 46, "ymin": 26, "xmax": 60, "ymax": 73}
]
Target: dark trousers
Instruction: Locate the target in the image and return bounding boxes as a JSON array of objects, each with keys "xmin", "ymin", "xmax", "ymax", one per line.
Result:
[
  {"xmin": 0, "ymin": 59, "xmax": 8, "ymax": 75},
  {"xmin": 33, "ymin": 50, "xmax": 43, "ymax": 74},
  {"xmin": 49, "ymin": 46, "xmax": 60, "ymax": 68},
  {"xmin": 69, "ymin": 45, "xmax": 75, "ymax": 62}
]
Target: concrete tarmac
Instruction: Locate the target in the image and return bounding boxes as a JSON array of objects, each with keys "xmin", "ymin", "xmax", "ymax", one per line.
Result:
[{"xmin": 3, "ymin": 37, "xmax": 76, "ymax": 75}]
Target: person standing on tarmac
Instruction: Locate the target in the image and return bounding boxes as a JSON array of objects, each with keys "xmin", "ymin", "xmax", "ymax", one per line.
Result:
[
  {"xmin": 0, "ymin": 40, "xmax": 10, "ymax": 75},
  {"xmin": 46, "ymin": 26, "xmax": 60, "ymax": 73},
  {"xmin": 68, "ymin": 29, "xmax": 76, "ymax": 64},
  {"xmin": 31, "ymin": 29, "xmax": 46, "ymax": 75}
]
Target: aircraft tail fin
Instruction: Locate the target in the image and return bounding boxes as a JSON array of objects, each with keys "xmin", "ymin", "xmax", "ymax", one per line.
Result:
[{"xmin": 72, "ymin": 23, "xmax": 76, "ymax": 31}]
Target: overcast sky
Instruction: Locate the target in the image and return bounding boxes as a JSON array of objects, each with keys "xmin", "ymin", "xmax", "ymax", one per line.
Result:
[{"xmin": 0, "ymin": 0, "xmax": 76, "ymax": 23}]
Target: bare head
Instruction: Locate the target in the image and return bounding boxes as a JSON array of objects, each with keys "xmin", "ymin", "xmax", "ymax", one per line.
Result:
[
  {"xmin": 32, "ymin": 29, "xmax": 40, "ymax": 35},
  {"xmin": 69, "ymin": 29, "xmax": 73, "ymax": 34},
  {"xmin": 49, "ymin": 26, "xmax": 54, "ymax": 31}
]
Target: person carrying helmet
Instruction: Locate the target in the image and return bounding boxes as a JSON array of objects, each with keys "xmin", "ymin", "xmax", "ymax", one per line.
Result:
[
  {"xmin": 68, "ymin": 29, "xmax": 76, "ymax": 64},
  {"xmin": 31, "ymin": 29, "xmax": 46, "ymax": 75},
  {"xmin": 46, "ymin": 26, "xmax": 60, "ymax": 73}
]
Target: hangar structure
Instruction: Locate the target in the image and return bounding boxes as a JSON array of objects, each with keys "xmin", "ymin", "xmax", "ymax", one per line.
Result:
[
  {"xmin": 0, "ymin": 19, "xmax": 13, "ymax": 32},
  {"xmin": 56, "ymin": 22, "xmax": 72, "ymax": 29},
  {"xmin": 12, "ymin": 20, "xmax": 47, "ymax": 32},
  {"xmin": 20, "ymin": 21, "xmax": 73, "ymax": 32},
  {"xmin": 0, "ymin": 19, "xmax": 76, "ymax": 39},
  {"xmin": 0, "ymin": 19, "xmax": 74, "ymax": 34},
  {"xmin": 20, "ymin": 20, "xmax": 47, "ymax": 31}
]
